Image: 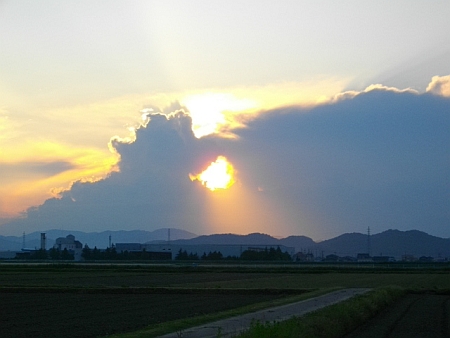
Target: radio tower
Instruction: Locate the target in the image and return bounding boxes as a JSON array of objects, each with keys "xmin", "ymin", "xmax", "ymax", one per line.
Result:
[{"xmin": 367, "ymin": 227, "xmax": 371, "ymax": 256}]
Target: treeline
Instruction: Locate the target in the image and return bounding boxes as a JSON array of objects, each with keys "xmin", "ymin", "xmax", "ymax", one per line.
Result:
[
  {"xmin": 175, "ymin": 247, "xmax": 292, "ymax": 261},
  {"xmin": 15, "ymin": 248, "xmax": 75, "ymax": 260},
  {"xmin": 81, "ymin": 247, "xmax": 171, "ymax": 260},
  {"xmin": 16, "ymin": 246, "xmax": 293, "ymax": 262},
  {"xmin": 81, "ymin": 246, "xmax": 292, "ymax": 261},
  {"xmin": 240, "ymin": 247, "xmax": 292, "ymax": 261}
]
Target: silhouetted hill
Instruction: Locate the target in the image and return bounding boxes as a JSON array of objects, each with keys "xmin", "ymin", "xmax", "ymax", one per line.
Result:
[
  {"xmin": 315, "ymin": 233, "xmax": 368, "ymax": 257},
  {"xmin": 315, "ymin": 229, "xmax": 450, "ymax": 258},
  {"xmin": 371, "ymin": 229, "xmax": 450, "ymax": 258},
  {"xmin": 169, "ymin": 233, "xmax": 316, "ymax": 253},
  {"xmin": 170, "ymin": 233, "xmax": 280, "ymax": 245},
  {"xmin": 0, "ymin": 228, "xmax": 196, "ymax": 251},
  {"xmin": 1, "ymin": 228, "xmax": 449, "ymax": 259},
  {"xmin": 279, "ymin": 235, "xmax": 318, "ymax": 252},
  {"xmin": 169, "ymin": 230, "xmax": 450, "ymax": 259}
]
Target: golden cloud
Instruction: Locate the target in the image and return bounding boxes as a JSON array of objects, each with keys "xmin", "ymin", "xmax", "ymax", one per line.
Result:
[{"xmin": 426, "ymin": 75, "xmax": 450, "ymax": 97}]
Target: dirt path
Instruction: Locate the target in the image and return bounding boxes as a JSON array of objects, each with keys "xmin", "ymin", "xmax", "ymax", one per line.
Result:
[
  {"xmin": 157, "ymin": 288, "xmax": 371, "ymax": 338},
  {"xmin": 345, "ymin": 294, "xmax": 450, "ymax": 338}
]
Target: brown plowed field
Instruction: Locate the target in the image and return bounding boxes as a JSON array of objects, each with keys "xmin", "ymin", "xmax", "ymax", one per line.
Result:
[{"xmin": 345, "ymin": 293, "xmax": 450, "ymax": 338}]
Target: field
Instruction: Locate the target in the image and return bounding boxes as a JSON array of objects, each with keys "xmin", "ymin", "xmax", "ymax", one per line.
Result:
[
  {"xmin": 344, "ymin": 293, "xmax": 450, "ymax": 338},
  {"xmin": 1, "ymin": 263, "xmax": 449, "ymax": 337}
]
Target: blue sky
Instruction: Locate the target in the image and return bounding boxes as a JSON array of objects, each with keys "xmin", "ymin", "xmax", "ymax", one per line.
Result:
[{"xmin": 0, "ymin": 1, "xmax": 449, "ymax": 239}]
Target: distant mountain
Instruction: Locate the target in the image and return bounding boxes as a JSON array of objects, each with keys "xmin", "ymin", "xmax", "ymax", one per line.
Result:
[
  {"xmin": 0, "ymin": 228, "xmax": 196, "ymax": 251},
  {"xmin": 170, "ymin": 233, "xmax": 281, "ymax": 245},
  {"xmin": 315, "ymin": 229, "xmax": 450, "ymax": 258},
  {"xmin": 314, "ymin": 233, "xmax": 369, "ymax": 257},
  {"xmin": 168, "ymin": 233, "xmax": 316, "ymax": 253},
  {"xmin": 370, "ymin": 229, "xmax": 450, "ymax": 258},
  {"xmin": 1, "ymin": 228, "xmax": 449, "ymax": 259},
  {"xmin": 166, "ymin": 230, "xmax": 450, "ymax": 259},
  {"xmin": 279, "ymin": 236, "xmax": 316, "ymax": 251}
]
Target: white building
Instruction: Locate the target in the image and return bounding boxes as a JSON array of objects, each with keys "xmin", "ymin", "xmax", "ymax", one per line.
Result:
[{"xmin": 54, "ymin": 234, "xmax": 83, "ymax": 261}]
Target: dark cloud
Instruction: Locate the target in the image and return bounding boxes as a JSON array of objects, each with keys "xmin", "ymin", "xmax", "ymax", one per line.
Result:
[
  {"xmin": 228, "ymin": 89, "xmax": 449, "ymax": 238},
  {"xmin": 2, "ymin": 89, "xmax": 449, "ymax": 239}
]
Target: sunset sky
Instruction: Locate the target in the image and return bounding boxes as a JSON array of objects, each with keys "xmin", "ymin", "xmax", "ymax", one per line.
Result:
[{"xmin": 1, "ymin": 1, "xmax": 449, "ymax": 240}]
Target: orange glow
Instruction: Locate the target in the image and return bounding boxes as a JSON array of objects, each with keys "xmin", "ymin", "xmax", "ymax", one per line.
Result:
[{"xmin": 190, "ymin": 156, "xmax": 235, "ymax": 191}]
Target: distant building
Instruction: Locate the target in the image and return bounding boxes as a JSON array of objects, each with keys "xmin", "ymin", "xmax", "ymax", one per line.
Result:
[
  {"xmin": 294, "ymin": 252, "xmax": 314, "ymax": 262},
  {"xmin": 401, "ymin": 254, "xmax": 417, "ymax": 262},
  {"xmin": 54, "ymin": 234, "xmax": 83, "ymax": 261},
  {"xmin": 340, "ymin": 256, "xmax": 357, "ymax": 263},
  {"xmin": 418, "ymin": 256, "xmax": 434, "ymax": 263},
  {"xmin": 356, "ymin": 253, "xmax": 373, "ymax": 262},
  {"xmin": 372, "ymin": 256, "xmax": 395, "ymax": 263},
  {"xmin": 324, "ymin": 254, "xmax": 339, "ymax": 262}
]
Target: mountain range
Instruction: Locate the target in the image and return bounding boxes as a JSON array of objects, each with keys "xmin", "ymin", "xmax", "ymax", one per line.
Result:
[{"xmin": 0, "ymin": 228, "xmax": 449, "ymax": 259}]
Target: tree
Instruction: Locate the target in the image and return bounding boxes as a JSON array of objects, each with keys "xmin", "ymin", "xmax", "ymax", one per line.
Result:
[
  {"xmin": 201, "ymin": 251, "xmax": 223, "ymax": 260},
  {"xmin": 49, "ymin": 247, "xmax": 61, "ymax": 260},
  {"xmin": 175, "ymin": 249, "xmax": 188, "ymax": 260},
  {"xmin": 175, "ymin": 249, "xmax": 198, "ymax": 260},
  {"xmin": 240, "ymin": 247, "xmax": 292, "ymax": 261},
  {"xmin": 82, "ymin": 245, "xmax": 91, "ymax": 260},
  {"xmin": 61, "ymin": 248, "xmax": 74, "ymax": 260},
  {"xmin": 31, "ymin": 249, "xmax": 48, "ymax": 260}
]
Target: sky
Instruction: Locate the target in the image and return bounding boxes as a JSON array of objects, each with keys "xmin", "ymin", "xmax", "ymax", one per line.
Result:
[{"xmin": 0, "ymin": 1, "xmax": 449, "ymax": 240}]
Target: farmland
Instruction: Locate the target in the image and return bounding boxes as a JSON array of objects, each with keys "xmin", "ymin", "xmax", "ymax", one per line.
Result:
[{"xmin": 0, "ymin": 263, "xmax": 449, "ymax": 337}]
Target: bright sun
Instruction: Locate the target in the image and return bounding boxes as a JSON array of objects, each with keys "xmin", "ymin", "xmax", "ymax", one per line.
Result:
[{"xmin": 190, "ymin": 156, "xmax": 235, "ymax": 191}]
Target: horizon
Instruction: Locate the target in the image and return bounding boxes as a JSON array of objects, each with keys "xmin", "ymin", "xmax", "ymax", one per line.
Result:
[
  {"xmin": 1, "ymin": 2, "xmax": 449, "ymax": 240},
  {"xmin": 4, "ymin": 227, "xmax": 449, "ymax": 244}
]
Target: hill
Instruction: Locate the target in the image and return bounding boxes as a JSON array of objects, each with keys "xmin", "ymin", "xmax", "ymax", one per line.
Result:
[
  {"xmin": 0, "ymin": 228, "xmax": 196, "ymax": 251},
  {"xmin": 1, "ymin": 228, "xmax": 449, "ymax": 259}
]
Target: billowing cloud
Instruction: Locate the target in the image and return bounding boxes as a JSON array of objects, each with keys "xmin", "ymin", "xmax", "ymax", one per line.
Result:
[
  {"xmin": 1, "ymin": 84, "xmax": 449, "ymax": 240},
  {"xmin": 426, "ymin": 75, "xmax": 450, "ymax": 97}
]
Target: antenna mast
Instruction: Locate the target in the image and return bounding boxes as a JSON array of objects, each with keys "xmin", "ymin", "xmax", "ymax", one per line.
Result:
[{"xmin": 367, "ymin": 227, "xmax": 371, "ymax": 256}]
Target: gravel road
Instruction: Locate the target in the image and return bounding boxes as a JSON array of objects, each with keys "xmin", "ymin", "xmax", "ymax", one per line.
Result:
[{"xmin": 158, "ymin": 288, "xmax": 371, "ymax": 338}]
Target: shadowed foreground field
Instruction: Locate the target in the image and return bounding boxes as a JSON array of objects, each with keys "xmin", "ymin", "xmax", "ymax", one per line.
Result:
[
  {"xmin": 344, "ymin": 293, "xmax": 450, "ymax": 338},
  {"xmin": 0, "ymin": 291, "xmax": 286, "ymax": 338},
  {"xmin": 1, "ymin": 263, "xmax": 449, "ymax": 337}
]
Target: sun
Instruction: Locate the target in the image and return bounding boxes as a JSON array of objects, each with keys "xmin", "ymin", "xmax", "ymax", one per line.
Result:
[{"xmin": 190, "ymin": 156, "xmax": 235, "ymax": 191}]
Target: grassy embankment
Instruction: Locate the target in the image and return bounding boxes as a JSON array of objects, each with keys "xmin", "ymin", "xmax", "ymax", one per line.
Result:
[{"xmin": 236, "ymin": 287, "xmax": 406, "ymax": 338}]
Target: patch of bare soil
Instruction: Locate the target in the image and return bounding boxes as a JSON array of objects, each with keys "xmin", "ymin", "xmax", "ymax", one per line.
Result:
[{"xmin": 345, "ymin": 294, "xmax": 450, "ymax": 338}]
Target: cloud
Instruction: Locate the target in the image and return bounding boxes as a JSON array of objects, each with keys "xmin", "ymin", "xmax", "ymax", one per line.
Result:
[
  {"xmin": 1, "ymin": 85, "xmax": 449, "ymax": 240},
  {"xmin": 332, "ymin": 83, "xmax": 419, "ymax": 102},
  {"xmin": 426, "ymin": 75, "xmax": 450, "ymax": 97}
]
